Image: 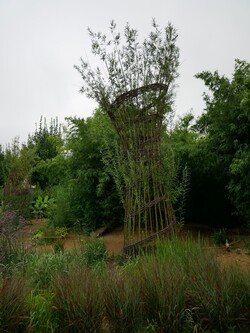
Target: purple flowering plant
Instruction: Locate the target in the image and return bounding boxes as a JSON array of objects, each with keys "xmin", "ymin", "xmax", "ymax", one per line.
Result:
[{"xmin": 0, "ymin": 210, "xmax": 28, "ymax": 274}]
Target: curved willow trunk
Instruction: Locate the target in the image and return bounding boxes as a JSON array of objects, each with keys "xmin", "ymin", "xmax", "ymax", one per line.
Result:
[{"xmin": 107, "ymin": 83, "xmax": 176, "ymax": 247}]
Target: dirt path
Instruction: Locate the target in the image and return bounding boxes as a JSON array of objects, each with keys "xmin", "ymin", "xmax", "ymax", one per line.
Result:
[{"xmin": 17, "ymin": 220, "xmax": 250, "ymax": 272}]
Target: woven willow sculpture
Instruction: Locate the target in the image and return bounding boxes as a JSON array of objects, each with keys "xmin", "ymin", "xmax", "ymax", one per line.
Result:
[{"xmin": 76, "ymin": 20, "xmax": 179, "ymax": 247}]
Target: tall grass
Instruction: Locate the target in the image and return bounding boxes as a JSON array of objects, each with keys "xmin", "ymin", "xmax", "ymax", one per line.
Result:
[
  {"xmin": 150, "ymin": 236, "xmax": 250, "ymax": 332},
  {"xmin": 139, "ymin": 258, "xmax": 186, "ymax": 332},
  {"xmin": 103, "ymin": 267, "xmax": 144, "ymax": 333},
  {"xmin": 0, "ymin": 276, "xmax": 30, "ymax": 332},
  {"xmin": 187, "ymin": 262, "xmax": 250, "ymax": 332},
  {"xmin": 26, "ymin": 290, "xmax": 58, "ymax": 333},
  {"xmin": 53, "ymin": 269, "xmax": 104, "ymax": 333},
  {"xmin": 1, "ymin": 234, "xmax": 250, "ymax": 332},
  {"xmin": 24, "ymin": 251, "xmax": 75, "ymax": 289},
  {"xmin": 23, "ymin": 238, "xmax": 107, "ymax": 289}
]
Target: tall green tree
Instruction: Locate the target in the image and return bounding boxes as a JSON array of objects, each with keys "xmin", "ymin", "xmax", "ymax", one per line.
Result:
[
  {"xmin": 28, "ymin": 117, "xmax": 65, "ymax": 190},
  {"xmin": 61, "ymin": 110, "xmax": 123, "ymax": 231},
  {"xmin": 195, "ymin": 59, "xmax": 250, "ymax": 225}
]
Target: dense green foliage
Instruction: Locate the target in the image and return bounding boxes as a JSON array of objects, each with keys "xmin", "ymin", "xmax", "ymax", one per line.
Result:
[
  {"xmin": 1, "ymin": 60, "xmax": 250, "ymax": 229},
  {"xmin": 62, "ymin": 111, "xmax": 123, "ymax": 231},
  {"xmin": 168, "ymin": 60, "xmax": 250, "ymax": 227},
  {"xmin": 196, "ymin": 60, "xmax": 250, "ymax": 222}
]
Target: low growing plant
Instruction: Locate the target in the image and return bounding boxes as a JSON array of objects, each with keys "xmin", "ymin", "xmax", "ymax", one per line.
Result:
[
  {"xmin": 24, "ymin": 249, "xmax": 87, "ymax": 289},
  {"xmin": 187, "ymin": 261, "xmax": 250, "ymax": 332},
  {"xmin": 80, "ymin": 237, "xmax": 107, "ymax": 267},
  {"xmin": 211, "ymin": 228, "xmax": 229, "ymax": 246},
  {"xmin": 31, "ymin": 226, "xmax": 68, "ymax": 245},
  {"xmin": 31, "ymin": 195, "xmax": 54, "ymax": 219},
  {"xmin": 53, "ymin": 239, "xmax": 64, "ymax": 254}
]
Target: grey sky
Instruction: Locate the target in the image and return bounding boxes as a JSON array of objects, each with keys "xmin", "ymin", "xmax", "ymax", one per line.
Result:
[{"xmin": 0, "ymin": 0, "xmax": 249, "ymax": 146}]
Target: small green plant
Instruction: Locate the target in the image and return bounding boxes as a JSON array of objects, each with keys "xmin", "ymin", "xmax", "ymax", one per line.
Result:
[
  {"xmin": 146, "ymin": 319, "xmax": 158, "ymax": 332},
  {"xmin": 81, "ymin": 238, "xmax": 107, "ymax": 267},
  {"xmin": 211, "ymin": 228, "xmax": 228, "ymax": 246},
  {"xmin": 32, "ymin": 226, "xmax": 68, "ymax": 245},
  {"xmin": 31, "ymin": 195, "xmax": 55, "ymax": 219},
  {"xmin": 53, "ymin": 239, "xmax": 64, "ymax": 253},
  {"xmin": 54, "ymin": 227, "xmax": 68, "ymax": 238}
]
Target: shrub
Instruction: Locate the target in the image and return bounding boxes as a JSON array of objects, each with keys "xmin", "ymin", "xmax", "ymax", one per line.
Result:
[
  {"xmin": 81, "ymin": 237, "xmax": 107, "ymax": 267},
  {"xmin": 3, "ymin": 188, "xmax": 33, "ymax": 218},
  {"xmin": 0, "ymin": 209, "xmax": 27, "ymax": 236},
  {"xmin": 211, "ymin": 228, "xmax": 229, "ymax": 246},
  {"xmin": 53, "ymin": 269, "xmax": 104, "ymax": 333}
]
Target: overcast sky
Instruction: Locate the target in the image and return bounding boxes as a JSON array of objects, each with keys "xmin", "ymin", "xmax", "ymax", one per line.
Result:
[{"xmin": 0, "ymin": 0, "xmax": 249, "ymax": 146}]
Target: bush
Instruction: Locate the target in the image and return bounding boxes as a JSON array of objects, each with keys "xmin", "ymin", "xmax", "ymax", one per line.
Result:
[
  {"xmin": 211, "ymin": 228, "xmax": 229, "ymax": 246},
  {"xmin": 0, "ymin": 209, "xmax": 27, "ymax": 236},
  {"xmin": 24, "ymin": 248, "xmax": 89, "ymax": 289},
  {"xmin": 81, "ymin": 237, "xmax": 107, "ymax": 267},
  {"xmin": 24, "ymin": 251, "xmax": 73, "ymax": 289}
]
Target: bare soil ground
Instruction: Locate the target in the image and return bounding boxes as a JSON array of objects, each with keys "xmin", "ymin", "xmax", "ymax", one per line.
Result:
[{"xmin": 18, "ymin": 220, "xmax": 250, "ymax": 272}]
